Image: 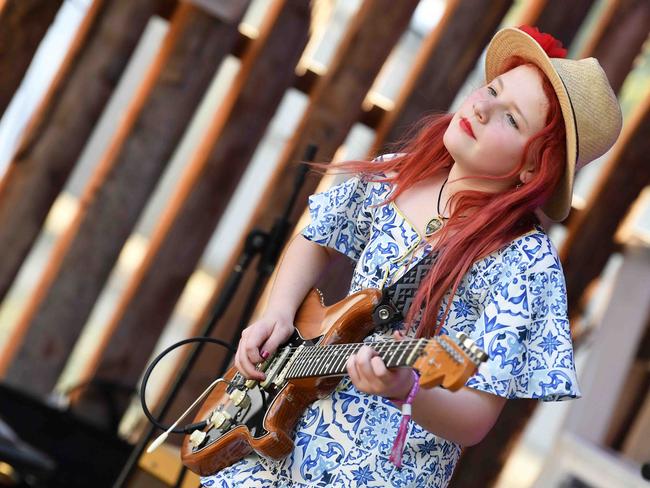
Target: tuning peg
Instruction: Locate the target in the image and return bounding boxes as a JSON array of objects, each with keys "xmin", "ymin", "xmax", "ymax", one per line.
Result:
[
  {"xmin": 471, "ymin": 344, "xmax": 488, "ymax": 363},
  {"xmin": 456, "ymin": 332, "xmax": 472, "ymax": 352},
  {"xmin": 455, "ymin": 332, "xmax": 488, "ymax": 363}
]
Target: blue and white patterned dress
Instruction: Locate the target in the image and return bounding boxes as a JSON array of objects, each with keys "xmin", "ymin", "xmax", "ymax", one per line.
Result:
[{"xmin": 201, "ymin": 155, "xmax": 581, "ymax": 488}]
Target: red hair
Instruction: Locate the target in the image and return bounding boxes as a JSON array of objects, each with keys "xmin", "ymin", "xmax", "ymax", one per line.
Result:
[{"xmin": 312, "ymin": 57, "xmax": 566, "ymax": 337}]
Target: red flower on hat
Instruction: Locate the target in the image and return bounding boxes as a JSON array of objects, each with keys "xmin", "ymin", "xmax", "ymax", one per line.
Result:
[{"xmin": 518, "ymin": 25, "xmax": 567, "ymax": 58}]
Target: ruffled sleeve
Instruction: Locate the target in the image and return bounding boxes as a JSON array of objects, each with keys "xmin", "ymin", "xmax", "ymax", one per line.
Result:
[
  {"xmin": 300, "ymin": 154, "xmax": 404, "ymax": 261},
  {"xmin": 464, "ymin": 233, "xmax": 581, "ymax": 401},
  {"xmin": 300, "ymin": 173, "xmax": 375, "ymax": 262}
]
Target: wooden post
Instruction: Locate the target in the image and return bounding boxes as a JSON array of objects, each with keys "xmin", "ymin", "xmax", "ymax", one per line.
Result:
[
  {"xmin": 534, "ymin": 0, "xmax": 596, "ymax": 47},
  {"xmin": 562, "ymin": 90, "xmax": 650, "ymax": 319},
  {"xmin": 374, "ymin": 0, "xmax": 513, "ymax": 151},
  {"xmin": 535, "ymin": 243, "xmax": 650, "ymax": 486},
  {"xmin": 0, "ymin": 0, "xmax": 173, "ymax": 305},
  {"xmin": 0, "ymin": 0, "xmax": 63, "ymax": 116},
  {"xmin": 75, "ymin": 0, "xmax": 312, "ymax": 416},
  {"xmin": 581, "ymin": 0, "xmax": 650, "ymax": 94},
  {"xmin": 1, "ymin": 1, "xmax": 249, "ymax": 395}
]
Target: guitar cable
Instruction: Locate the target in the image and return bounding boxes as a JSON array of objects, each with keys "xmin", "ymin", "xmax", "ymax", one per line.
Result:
[
  {"xmin": 140, "ymin": 337, "xmax": 235, "ymax": 435},
  {"xmin": 141, "ymin": 336, "xmax": 270, "ymax": 452}
]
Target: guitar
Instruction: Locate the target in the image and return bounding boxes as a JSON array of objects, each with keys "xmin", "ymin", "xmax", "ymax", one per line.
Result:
[{"xmin": 180, "ymin": 287, "xmax": 487, "ymax": 476}]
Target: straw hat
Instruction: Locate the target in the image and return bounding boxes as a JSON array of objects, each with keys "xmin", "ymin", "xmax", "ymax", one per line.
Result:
[{"xmin": 484, "ymin": 26, "xmax": 623, "ymax": 221}]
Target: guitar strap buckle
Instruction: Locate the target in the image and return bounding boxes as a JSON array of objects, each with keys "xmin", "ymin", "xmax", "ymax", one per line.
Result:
[{"xmin": 372, "ymin": 288, "xmax": 403, "ymax": 327}]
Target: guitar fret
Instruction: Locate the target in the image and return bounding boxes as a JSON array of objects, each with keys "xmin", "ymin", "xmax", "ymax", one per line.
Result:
[
  {"xmin": 339, "ymin": 343, "xmax": 354, "ymax": 375},
  {"xmin": 315, "ymin": 349, "xmax": 327, "ymax": 376},
  {"xmin": 407, "ymin": 338, "xmax": 426, "ymax": 366},
  {"xmin": 383, "ymin": 341, "xmax": 396, "ymax": 368},
  {"xmin": 324, "ymin": 347, "xmax": 338, "ymax": 375},
  {"xmin": 297, "ymin": 348, "xmax": 313, "ymax": 378},
  {"xmin": 314, "ymin": 348, "xmax": 327, "ymax": 376},
  {"xmin": 331, "ymin": 346, "xmax": 345, "ymax": 375},
  {"xmin": 306, "ymin": 348, "xmax": 320, "ymax": 377},
  {"xmin": 334, "ymin": 345, "xmax": 348, "ymax": 375},
  {"xmin": 315, "ymin": 348, "xmax": 327, "ymax": 375},
  {"xmin": 286, "ymin": 339, "xmax": 428, "ymax": 379},
  {"xmin": 323, "ymin": 344, "xmax": 343, "ymax": 377},
  {"xmin": 396, "ymin": 340, "xmax": 410, "ymax": 367},
  {"xmin": 377, "ymin": 341, "xmax": 391, "ymax": 366}
]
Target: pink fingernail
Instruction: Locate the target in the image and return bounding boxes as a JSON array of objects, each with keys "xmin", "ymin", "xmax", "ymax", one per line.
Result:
[{"xmin": 261, "ymin": 350, "xmax": 270, "ymax": 359}]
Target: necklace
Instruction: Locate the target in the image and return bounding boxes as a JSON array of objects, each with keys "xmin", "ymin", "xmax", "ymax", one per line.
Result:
[{"xmin": 424, "ymin": 177, "xmax": 449, "ymax": 237}]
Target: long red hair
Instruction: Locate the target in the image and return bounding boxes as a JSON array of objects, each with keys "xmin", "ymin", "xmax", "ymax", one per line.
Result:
[{"xmin": 312, "ymin": 57, "xmax": 566, "ymax": 337}]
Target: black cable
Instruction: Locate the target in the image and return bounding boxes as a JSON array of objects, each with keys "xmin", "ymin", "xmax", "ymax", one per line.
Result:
[{"xmin": 140, "ymin": 337, "xmax": 235, "ymax": 434}]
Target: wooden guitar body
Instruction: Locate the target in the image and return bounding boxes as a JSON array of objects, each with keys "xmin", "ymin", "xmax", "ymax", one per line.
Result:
[{"xmin": 181, "ymin": 288, "xmax": 383, "ymax": 476}]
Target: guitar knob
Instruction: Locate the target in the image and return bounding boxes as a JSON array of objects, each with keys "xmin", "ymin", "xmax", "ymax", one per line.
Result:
[
  {"xmin": 230, "ymin": 388, "xmax": 251, "ymax": 409},
  {"xmin": 210, "ymin": 409, "xmax": 233, "ymax": 430},
  {"xmin": 189, "ymin": 429, "xmax": 207, "ymax": 449}
]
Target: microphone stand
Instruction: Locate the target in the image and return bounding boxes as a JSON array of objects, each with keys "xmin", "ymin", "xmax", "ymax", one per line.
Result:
[{"xmin": 112, "ymin": 144, "xmax": 317, "ymax": 488}]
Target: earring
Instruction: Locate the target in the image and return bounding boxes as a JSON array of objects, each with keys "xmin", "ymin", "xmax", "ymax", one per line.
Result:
[{"xmin": 515, "ymin": 182, "xmax": 522, "ymax": 190}]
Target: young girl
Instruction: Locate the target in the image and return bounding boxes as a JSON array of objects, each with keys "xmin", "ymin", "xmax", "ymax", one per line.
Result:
[{"xmin": 201, "ymin": 25, "xmax": 622, "ymax": 487}]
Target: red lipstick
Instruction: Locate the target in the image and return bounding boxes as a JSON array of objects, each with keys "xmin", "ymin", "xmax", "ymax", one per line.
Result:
[{"xmin": 460, "ymin": 117, "xmax": 476, "ymax": 139}]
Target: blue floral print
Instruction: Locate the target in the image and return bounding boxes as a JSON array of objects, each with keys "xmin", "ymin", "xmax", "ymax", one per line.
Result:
[{"xmin": 200, "ymin": 154, "xmax": 581, "ymax": 487}]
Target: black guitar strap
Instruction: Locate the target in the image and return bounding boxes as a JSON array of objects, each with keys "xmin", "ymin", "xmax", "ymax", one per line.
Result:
[{"xmin": 372, "ymin": 250, "xmax": 438, "ymax": 328}]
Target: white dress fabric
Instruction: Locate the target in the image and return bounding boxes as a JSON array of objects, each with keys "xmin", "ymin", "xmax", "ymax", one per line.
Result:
[{"xmin": 200, "ymin": 155, "xmax": 581, "ymax": 488}]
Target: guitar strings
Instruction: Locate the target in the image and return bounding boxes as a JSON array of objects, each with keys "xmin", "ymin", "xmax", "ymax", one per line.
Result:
[
  {"xmin": 268, "ymin": 339, "xmax": 437, "ymax": 369},
  {"xmin": 267, "ymin": 337, "xmax": 440, "ymax": 354},
  {"xmin": 285, "ymin": 341, "xmax": 430, "ymax": 378}
]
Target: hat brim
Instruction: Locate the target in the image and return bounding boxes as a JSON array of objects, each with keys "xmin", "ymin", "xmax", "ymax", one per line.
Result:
[{"xmin": 485, "ymin": 27, "xmax": 577, "ymax": 222}]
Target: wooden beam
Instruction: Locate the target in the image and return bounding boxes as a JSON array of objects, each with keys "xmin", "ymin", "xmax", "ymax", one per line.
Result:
[
  {"xmin": 375, "ymin": 0, "xmax": 513, "ymax": 151},
  {"xmin": 534, "ymin": 0, "xmax": 596, "ymax": 48},
  {"xmin": 1, "ymin": 1, "xmax": 249, "ymax": 395},
  {"xmin": 0, "ymin": 0, "xmax": 173, "ymax": 305},
  {"xmin": 79, "ymin": 0, "xmax": 311, "ymax": 416},
  {"xmin": 0, "ymin": 0, "xmax": 63, "ymax": 116},
  {"xmin": 563, "ymin": 244, "xmax": 650, "ymax": 445},
  {"xmin": 622, "ymin": 387, "xmax": 650, "ymax": 463},
  {"xmin": 582, "ymin": 0, "xmax": 650, "ymax": 94},
  {"xmin": 562, "ymin": 90, "xmax": 650, "ymax": 319}
]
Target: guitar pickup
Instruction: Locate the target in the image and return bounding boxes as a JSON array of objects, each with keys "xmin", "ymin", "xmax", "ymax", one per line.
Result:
[{"xmin": 259, "ymin": 346, "xmax": 292, "ymax": 389}]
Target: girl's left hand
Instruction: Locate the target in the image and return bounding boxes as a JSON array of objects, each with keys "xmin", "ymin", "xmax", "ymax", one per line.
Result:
[{"xmin": 346, "ymin": 330, "xmax": 415, "ymax": 400}]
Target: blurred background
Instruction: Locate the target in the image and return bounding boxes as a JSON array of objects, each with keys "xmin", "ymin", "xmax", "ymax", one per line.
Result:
[{"xmin": 0, "ymin": 0, "xmax": 648, "ymax": 487}]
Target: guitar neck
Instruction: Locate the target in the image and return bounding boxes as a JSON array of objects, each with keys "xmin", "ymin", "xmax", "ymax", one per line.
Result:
[{"xmin": 285, "ymin": 339, "xmax": 427, "ymax": 380}]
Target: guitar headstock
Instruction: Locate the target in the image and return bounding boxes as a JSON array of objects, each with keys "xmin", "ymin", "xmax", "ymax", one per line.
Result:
[{"xmin": 413, "ymin": 333, "xmax": 488, "ymax": 390}]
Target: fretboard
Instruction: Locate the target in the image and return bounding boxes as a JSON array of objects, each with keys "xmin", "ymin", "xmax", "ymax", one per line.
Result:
[{"xmin": 285, "ymin": 339, "xmax": 427, "ymax": 380}]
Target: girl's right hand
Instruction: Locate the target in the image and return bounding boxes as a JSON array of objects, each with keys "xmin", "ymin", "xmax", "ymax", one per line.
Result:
[{"xmin": 234, "ymin": 311, "xmax": 295, "ymax": 381}]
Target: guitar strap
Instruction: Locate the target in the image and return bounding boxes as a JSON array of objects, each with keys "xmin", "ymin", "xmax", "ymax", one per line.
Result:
[{"xmin": 372, "ymin": 250, "xmax": 438, "ymax": 328}]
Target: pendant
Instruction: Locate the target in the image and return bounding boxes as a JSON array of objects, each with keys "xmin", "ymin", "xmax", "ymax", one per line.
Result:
[{"xmin": 425, "ymin": 216, "xmax": 444, "ymax": 237}]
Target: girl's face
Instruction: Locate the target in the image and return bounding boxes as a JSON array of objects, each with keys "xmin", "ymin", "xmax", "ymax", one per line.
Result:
[{"xmin": 444, "ymin": 64, "xmax": 550, "ymax": 187}]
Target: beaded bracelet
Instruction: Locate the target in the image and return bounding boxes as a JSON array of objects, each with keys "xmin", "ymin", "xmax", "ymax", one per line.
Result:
[{"xmin": 389, "ymin": 368, "xmax": 420, "ymax": 468}]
